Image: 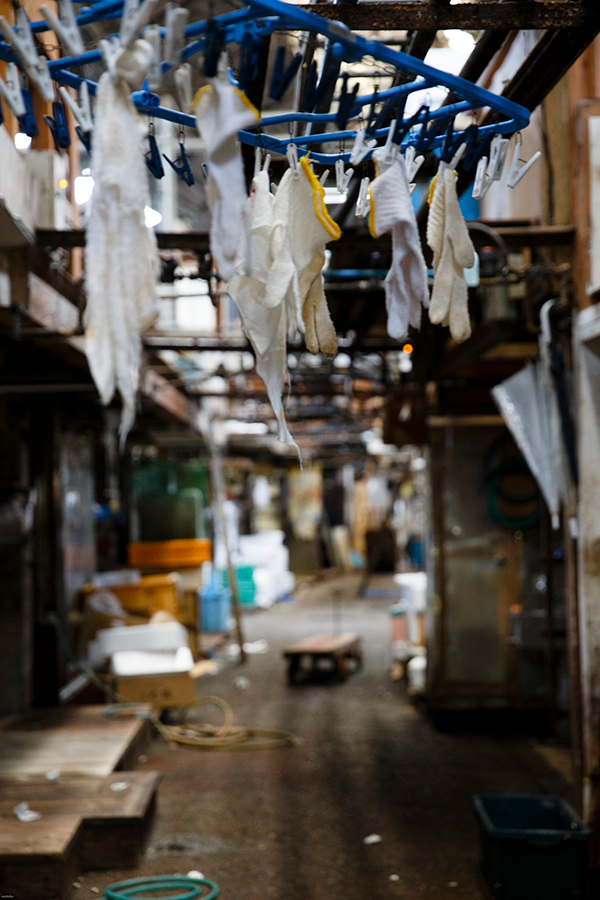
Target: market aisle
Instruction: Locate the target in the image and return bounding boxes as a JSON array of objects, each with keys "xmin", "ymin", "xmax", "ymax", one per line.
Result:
[{"xmin": 73, "ymin": 574, "xmax": 569, "ymax": 900}]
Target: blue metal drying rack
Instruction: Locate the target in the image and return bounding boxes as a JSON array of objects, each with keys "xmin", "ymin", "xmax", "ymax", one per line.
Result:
[{"xmin": 0, "ymin": 0, "xmax": 531, "ymax": 164}]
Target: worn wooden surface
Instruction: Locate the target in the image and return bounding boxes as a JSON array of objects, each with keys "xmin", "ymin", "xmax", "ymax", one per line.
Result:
[
  {"xmin": 0, "ymin": 707, "xmax": 157, "ymax": 896},
  {"xmin": 283, "ymin": 633, "xmax": 360, "ymax": 657},
  {"xmin": 0, "ymin": 705, "xmax": 152, "ymax": 778}
]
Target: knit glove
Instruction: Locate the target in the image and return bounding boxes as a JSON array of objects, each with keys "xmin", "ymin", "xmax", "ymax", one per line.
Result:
[
  {"xmin": 267, "ymin": 157, "xmax": 340, "ymax": 340},
  {"xmin": 427, "ymin": 166, "xmax": 475, "ymax": 342},
  {"xmin": 194, "ymin": 57, "xmax": 259, "ymax": 281},
  {"xmin": 300, "ymin": 250, "xmax": 337, "ymax": 358},
  {"xmin": 228, "ymin": 172, "xmax": 295, "ymax": 446},
  {"xmin": 369, "ymin": 148, "xmax": 429, "ymax": 339}
]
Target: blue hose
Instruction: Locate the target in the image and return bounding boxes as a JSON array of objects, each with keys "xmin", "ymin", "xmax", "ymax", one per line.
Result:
[{"xmin": 104, "ymin": 875, "xmax": 219, "ymax": 900}]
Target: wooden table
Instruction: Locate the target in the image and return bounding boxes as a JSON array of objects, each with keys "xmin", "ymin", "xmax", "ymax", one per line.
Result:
[{"xmin": 283, "ymin": 633, "xmax": 363, "ymax": 684}]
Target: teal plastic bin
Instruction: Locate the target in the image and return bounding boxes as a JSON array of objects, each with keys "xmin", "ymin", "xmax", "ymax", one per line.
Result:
[
  {"xmin": 220, "ymin": 566, "xmax": 256, "ymax": 609},
  {"xmin": 473, "ymin": 794, "xmax": 590, "ymax": 900}
]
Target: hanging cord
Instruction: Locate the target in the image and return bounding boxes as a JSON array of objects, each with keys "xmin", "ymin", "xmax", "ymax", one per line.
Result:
[
  {"xmin": 104, "ymin": 875, "xmax": 219, "ymax": 900},
  {"xmin": 157, "ymin": 696, "xmax": 296, "ymax": 751}
]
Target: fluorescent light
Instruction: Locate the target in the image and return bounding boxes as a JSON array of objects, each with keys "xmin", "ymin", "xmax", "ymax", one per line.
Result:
[
  {"xmin": 144, "ymin": 206, "xmax": 162, "ymax": 228},
  {"xmin": 14, "ymin": 133, "xmax": 32, "ymax": 152}
]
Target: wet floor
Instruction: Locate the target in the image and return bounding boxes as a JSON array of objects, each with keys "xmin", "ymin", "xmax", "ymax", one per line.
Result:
[{"xmin": 73, "ymin": 573, "xmax": 570, "ymax": 900}]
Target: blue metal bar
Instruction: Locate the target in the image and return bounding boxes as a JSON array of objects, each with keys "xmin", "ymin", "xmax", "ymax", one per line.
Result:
[{"xmin": 248, "ymin": 0, "xmax": 530, "ymax": 130}]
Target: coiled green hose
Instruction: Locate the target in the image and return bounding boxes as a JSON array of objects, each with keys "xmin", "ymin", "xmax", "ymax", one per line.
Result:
[{"xmin": 104, "ymin": 875, "xmax": 219, "ymax": 900}]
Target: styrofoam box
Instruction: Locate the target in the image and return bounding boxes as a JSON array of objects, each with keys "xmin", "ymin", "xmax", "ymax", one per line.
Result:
[
  {"xmin": 93, "ymin": 621, "xmax": 188, "ymax": 656},
  {"xmin": 110, "ymin": 646, "xmax": 194, "ymax": 676}
]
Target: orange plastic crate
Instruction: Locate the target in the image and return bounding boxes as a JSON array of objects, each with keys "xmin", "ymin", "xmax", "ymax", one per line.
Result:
[{"xmin": 128, "ymin": 538, "xmax": 212, "ymax": 569}]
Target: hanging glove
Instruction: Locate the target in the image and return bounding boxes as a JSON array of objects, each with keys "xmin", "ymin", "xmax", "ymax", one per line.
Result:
[
  {"xmin": 427, "ymin": 166, "xmax": 475, "ymax": 343},
  {"xmin": 194, "ymin": 55, "xmax": 259, "ymax": 281},
  {"xmin": 228, "ymin": 171, "xmax": 296, "ymax": 446},
  {"xmin": 300, "ymin": 250, "xmax": 337, "ymax": 358},
  {"xmin": 369, "ymin": 148, "xmax": 429, "ymax": 339},
  {"xmin": 267, "ymin": 156, "xmax": 340, "ymax": 342},
  {"xmin": 85, "ymin": 38, "xmax": 158, "ymax": 444}
]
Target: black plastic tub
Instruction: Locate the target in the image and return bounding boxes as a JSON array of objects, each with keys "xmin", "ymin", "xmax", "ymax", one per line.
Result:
[{"xmin": 473, "ymin": 793, "xmax": 590, "ymax": 900}]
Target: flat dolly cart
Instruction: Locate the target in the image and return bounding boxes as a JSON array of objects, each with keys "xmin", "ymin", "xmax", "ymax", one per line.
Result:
[{"xmin": 283, "ymin": 633, "xmax": 363, "ymax": 684}]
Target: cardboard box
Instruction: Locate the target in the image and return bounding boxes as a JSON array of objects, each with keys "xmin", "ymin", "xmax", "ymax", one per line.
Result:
[{"xmin": 113, "ymin": 671, "xmax": 196, "ymax": 708}]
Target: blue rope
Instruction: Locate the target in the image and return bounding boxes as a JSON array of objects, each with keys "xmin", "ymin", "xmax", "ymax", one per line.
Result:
[{"xmin": 104, "ymin": 875, "xmax": 220, "ymax": 900}]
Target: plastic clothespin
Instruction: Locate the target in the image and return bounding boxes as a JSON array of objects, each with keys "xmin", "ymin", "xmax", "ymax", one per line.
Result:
[
  {"xmin": 472, "ymin": 155, "xmax": 490, "ymax": 201},
  {"xmin": 319, "ymin": 169, "xmax": 329, "ymax": 187},
  {"xmin": 349, "ymin": 129, "xmax": 377, "ymax": 166},
  {"xmin": 507, "ymin": 134, "xmax": 541, "ymax": 189},
  {"xmin": 164, "ymin": 3, "xmax": 189, "ymax": 66},
  {"xmin": 254, "ymin": 147, "xmax": 271, "ymax": 177},
  {"xmin": 145, "ymin": 123, "xmax": 164, "ymax": 178},
  {"xmin": 44, "ymin": 100, "xmax": 70, "ymax": 150},
  {"xmin": 174, "ymin": 64, "xmax": 192, "ymax": 113},
  {"xmin": 0, "ymin": 9, "xmax": 54, "ymax": 102},
  {"xmin": 145, "ymin": 25, "xmax": 162, "ymax": 93},
  {"xmin": 17, "ymin": 88, "xmax": 38, "ymax": 138},
  {"xmin": 237, "ymin": 28, "xmax": 261, "ymax": 90},
  {"xmin": 39, "ymin": 0, "xmax": 84, "ymax": 56},
  {"xmin": 355, "ymin": 176, "xmax": 370, "ymax": 218},
  {"xmin": 163, "ymin": 137, "xmax": 195, "ymax": 186},
  {"xmin": 365, "ymin": 87, "xmax": 381, "ymax": 138},
  {"xmin": 301, "ymin": 61, "xmax": 338, "ymax": 114},
  {"xmin": 0, "ymin": 62, "xmax": 26, "ymax": 118},
  {"xmin": 404, "ymin": 144, "xmax": 423, "ymax": 181},
  {"xmin": 76, "ymin": 126, "xmax": 92, "ymax": 153},
  {"xmin": 59, "ymin": 82, "xmax": 93, "ymax": 133},
  {"xmin": 203, "ymin": 21, "xmax": 225, "ymax": 78},
  {"xmin": 286, "ymin": 142, "xmax": 300, "ymax": 178},
  {"xmin": 119, "ymin": 0, "xmax": 159, "ymax": 50},
  {"xmin": 383, "ymin": 119, "xmax": 400, "ymax": 163},
  {"xmin": 335, "ymin": 158, "xmax": 353, "ymax": 193},
  {"xmin": 335, "ymin": 72, "xmax": 359, "ymax": 130},
  {"xmin": 488, "ymin": 134, "xmax": 510, "ymax": 183},
  {"xmin": 269, "ymin": 46, "xmax": 302, "ymax": 103}
]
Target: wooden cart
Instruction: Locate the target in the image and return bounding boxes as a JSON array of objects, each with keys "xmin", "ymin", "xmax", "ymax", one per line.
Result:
[{"xmin": 283, "ymin": 633, "xmax": 363, "ymax": 684}]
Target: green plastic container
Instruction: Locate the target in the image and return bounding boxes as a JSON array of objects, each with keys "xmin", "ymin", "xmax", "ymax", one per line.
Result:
[
  {"xmin": 473, "ymin": 794, "xmax": 590, "ymax": 900},
  {"xmin": 220, "ymin": 566, "xmax": 256, "ymax": 608}
]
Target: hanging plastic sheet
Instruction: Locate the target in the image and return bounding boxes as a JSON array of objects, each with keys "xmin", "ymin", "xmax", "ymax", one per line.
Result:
[{"xmin": 492, "ymin": 362, "xmax": 564, "ymax": 530}]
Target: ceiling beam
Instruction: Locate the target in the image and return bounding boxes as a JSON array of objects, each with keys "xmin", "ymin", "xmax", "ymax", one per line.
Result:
[{"xmin": 302, "ymin": 2, "xmax": 600, "ymax": 31}]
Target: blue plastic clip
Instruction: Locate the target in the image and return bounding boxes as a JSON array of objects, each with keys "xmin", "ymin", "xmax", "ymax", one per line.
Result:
[
  {"xmin": 237, "ymin": 28, "xmax": 262, "ymax": 89},
  {"xmin": 145, "ymin": 124, "xmax": 164, "ymax": 178},
  {"xmin": 365, "ymin": 86, "xmax": 379, "ymax": 137},
  {"xmin": 203, "ymin": 20, "xmax": 225, "ymax": 78},
  {"xmin": 463, "ymin": 127, "xmax": 492, "ymax": 171},
  {"xmin": 301, "ymin": 61, "xmax": 338, "ymax": 113},
  {"xmin": 373, "ymin": 91, "xmax": 406, "ymax": 135},
  {"xmin": 335, "ymin": 72, "xmax": 359, "ymax": 130},
  {"xmin": 391, "ymin": 103, "xmax": 430, "ymax": 151},
  {"xmin": 75, "ymin": 125, "xmax": 92, "ymax": 153},
  {"xmin": 269, "ymin": 45, "xmax": 302, "ymax": 102},
  {"xmin": 43, "ymin": 100, "xmax": 71, "ymax": 150},
  {"xmin": 17, "ymin": 89, "xmax": 38, "ymax": 138},
  {"xmin": 163, "ymin": 141, "xmax": 195, "ymax": 185}
]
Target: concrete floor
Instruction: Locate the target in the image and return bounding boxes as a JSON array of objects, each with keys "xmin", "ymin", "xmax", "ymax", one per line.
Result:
[{"xmin": 73, "ymin": 573, "xmax": 570, "ymax": 900}]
